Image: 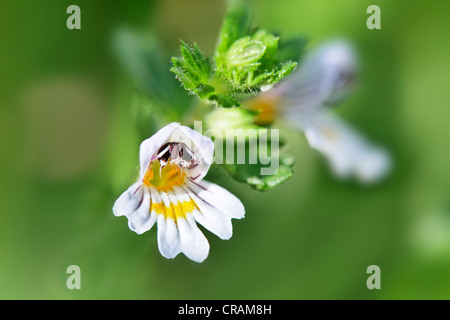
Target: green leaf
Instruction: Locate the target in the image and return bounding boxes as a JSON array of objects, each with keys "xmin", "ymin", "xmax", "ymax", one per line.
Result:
[
  {"xmin": 213, "ymin": 9, "xmax": 297, "ymax": 91},
  {"xmin": 222, "ymin": 142, "xmax": 295, "ymax": 191},
  {"xmin": 113, "ymin": 28, "xmax": 192, "ymax": 120},
  {"xmin": 247, "ymin": 61, "xmax": 297, "ymax": 87},
  {"xmin": 179, "ymin": 41, "xmax": 211, "ymax": 79},
  {"xmin": 113, "ymin": 28, "xmax": 169, "ymax": 96},
  {"xmin": 196, "ymin": 84, "xmax": 216, "ymax": 99},
  {"xmin": 217, "ymin": 37, "xmax": 268, "ymax": 90},
  {"xmin": 251, "ymin": 70, "xmax": 274, "ymax": 86},
  {"xmin": 130, "ymin": 93, "xmax": 161, "ymax": 141},
  {"xmin": 171, "ymin": 57, "xmax": 196, "ymax": 89},
  {"xmin": 250, "ymin": 30, "xmax": 279, "ymax": 68},
  {"xmin": 170, "ymin": 41, "xmax": 214, "ymax": 98},
  {"xmin": 208, "ymin": 93, "xmax": 241, "ymax": 108},
  {"xmin": 225, "ymin": 38, "xmax": 266, "ymax": 68},
  {"xmin": 276, "ymin": 37, "xmax": 307, "ymax": 63},
  {"xmin": 215, "ymin": 0, "xmax": 252, "ymax": 60},
  {"xmin": 205, "ymin": 106, "xmax": 294, "ymax": 190},
  {"xmin": 170, "ymin": 1, "xmax": 304, "ymax": 108},
  {"xmin": 270, "ymin": 61, "xmax": 298, "ymax": 84}
]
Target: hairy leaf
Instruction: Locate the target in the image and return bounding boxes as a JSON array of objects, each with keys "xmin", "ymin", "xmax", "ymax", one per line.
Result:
[{"xmin": 170, "ymin": 41, "xmax": 214, "ymax": 97}]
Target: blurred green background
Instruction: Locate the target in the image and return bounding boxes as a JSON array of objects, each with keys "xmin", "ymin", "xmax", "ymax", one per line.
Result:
[{"xmin": 1, "ymin": 0, "xmax": 450, "ymax": 299}]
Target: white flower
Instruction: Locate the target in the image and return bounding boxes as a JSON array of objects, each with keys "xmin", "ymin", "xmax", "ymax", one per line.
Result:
[
  {"xmin": 113, "ymin": 122, "xmax": 245, "ymax": 262},
  {"xmin": 248, "ymin": 40, "xmax": 391, "ymax": 184}
]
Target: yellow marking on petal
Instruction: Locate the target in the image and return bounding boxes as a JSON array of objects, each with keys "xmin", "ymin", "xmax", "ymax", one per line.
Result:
[
  {"xmin": 152, "ymin": 198, "xmax": 199, "ymax": 220},
  {"xmin": 142, "ymin": 160, "xmax": 186, "ymax": 192}
]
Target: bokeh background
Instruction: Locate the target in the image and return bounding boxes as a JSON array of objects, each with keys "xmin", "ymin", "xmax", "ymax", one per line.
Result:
[{"xmin": 1, "ymin": 0, "xmax": 450, "ymax": 299}]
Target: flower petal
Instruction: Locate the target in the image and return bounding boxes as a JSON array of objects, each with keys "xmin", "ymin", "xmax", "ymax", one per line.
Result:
[
  {"xmin": 177, "ymin": 214, "xmax": 210, "ymax": 263},
  {"xmin": 115, "ymin": 122, "xmax": 247, "ymax": 262},
  {"xmin": 113, "ymin": 182, "xmax": 156, "ymax": 234},
  {"xmin": 355, "ymin": 147, "xmax": 391, "ymax": 184},
  {"xmin": 152, "ymin": 187, "xmax": 210, "ymax": 262},
  {"xmin": 301, "ymin": 113, "xmax": 391, "ymax": 183},
  {"xmin": 171, "ymin": 125, "xmax": 214, "ymax": 181},
  {"xmin": 139, "ymin": 123, "xmax": 214, "ymax": 181},
  {"xmin": 187, "ymin": 180, "xmax": 245, "ymax": 219},
  {"xmin": 180, "ymin": 183, "xmax": 234, "ymax": 240},
  {"xmin": 113, "ymin": 182, "xmax": 142, "ymax": 217},
  {"xmin": 157, "ymin": 214, "xmax": 181, "ymax": 259},
  {"xmin": 139, "ymin": 122, "xmax": 180, "ymax": 178},
  {"xmin": 270, "ymin": 40, "xmax": 357, "ymax": 115}
]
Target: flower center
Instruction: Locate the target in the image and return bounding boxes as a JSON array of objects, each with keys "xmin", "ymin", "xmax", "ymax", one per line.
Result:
[{"xmin": 142, "ymin": 159, "xmax": 186, "ymax": 191}]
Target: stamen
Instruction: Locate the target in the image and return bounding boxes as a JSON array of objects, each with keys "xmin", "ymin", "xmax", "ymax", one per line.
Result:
[{"xmin": 156, "ymin": 145, "xmax": 170, "ymax": 159}]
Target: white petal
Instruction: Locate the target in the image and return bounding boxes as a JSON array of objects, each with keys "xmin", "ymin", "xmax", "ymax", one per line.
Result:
[
  {"xmin": 113, "ymin": 183, "xmax": 156, "ymax": 234},
  {"xmin": 127, "ymin": 189, "xmax": 156, "ymax": 234},
  {"xmin": 173, "ymin": 125, "xmax": 214, "ymax": 181},
  {"xmin": 113, "ymin": 182, "xmax": 142, "ymax": 217},
  {"xmin": 301, "ymin": 113, "xmax": 391, "ymax": 183},
  {"xmin": 355, "ymin": 147, "xmax": 391, "ymax": 184},
  {"xmin": 153, "ymin": 187, "xmax": 210, "ymax": 262},
  {"xmin": 151, "ymin": 188, "xmax": 180, "ymax": 258},
  {"xmin": 177, "ymin": 215, "xmax": 210, "ymax": 263},
  {"xmin": 148, "ymin": 186, "xmax": 161, "ymax": 223},
  {"xmin": 159, "ymin": 190, "xmax": 172, "ymax": 208},
  {"xmin": 138, "ymin": 122, "xmax": 214, "ymax": 181},
  {"xmin": 172, "ymin": 185, "xmax": 191, "ymax": 203},
  {"xmin": 157, "ymin": 214, "xmax": 181, "ymax": 259},
  {"xmin": 139, "ymin": 122, "xmax": 180, "ymax": 178},
  {"xmin": 187, "ymin": 180, "xmax": 245, "ymax": 219},
  {"xmin": 181, "ymin": 183, "xmax": 233, "ymax": 240},
  {"xmin": 270, "ymin": 40, "xmax": 357, "ymax": 115}
]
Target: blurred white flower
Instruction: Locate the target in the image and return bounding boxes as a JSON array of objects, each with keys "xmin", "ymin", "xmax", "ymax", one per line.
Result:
[
  {"xmin": 247, "ymin": 40, "xmax": 391, "ymax": 184},
  {"xmin": 113, "ymin": 122, "xmax": 245, "ymax": 262}
]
